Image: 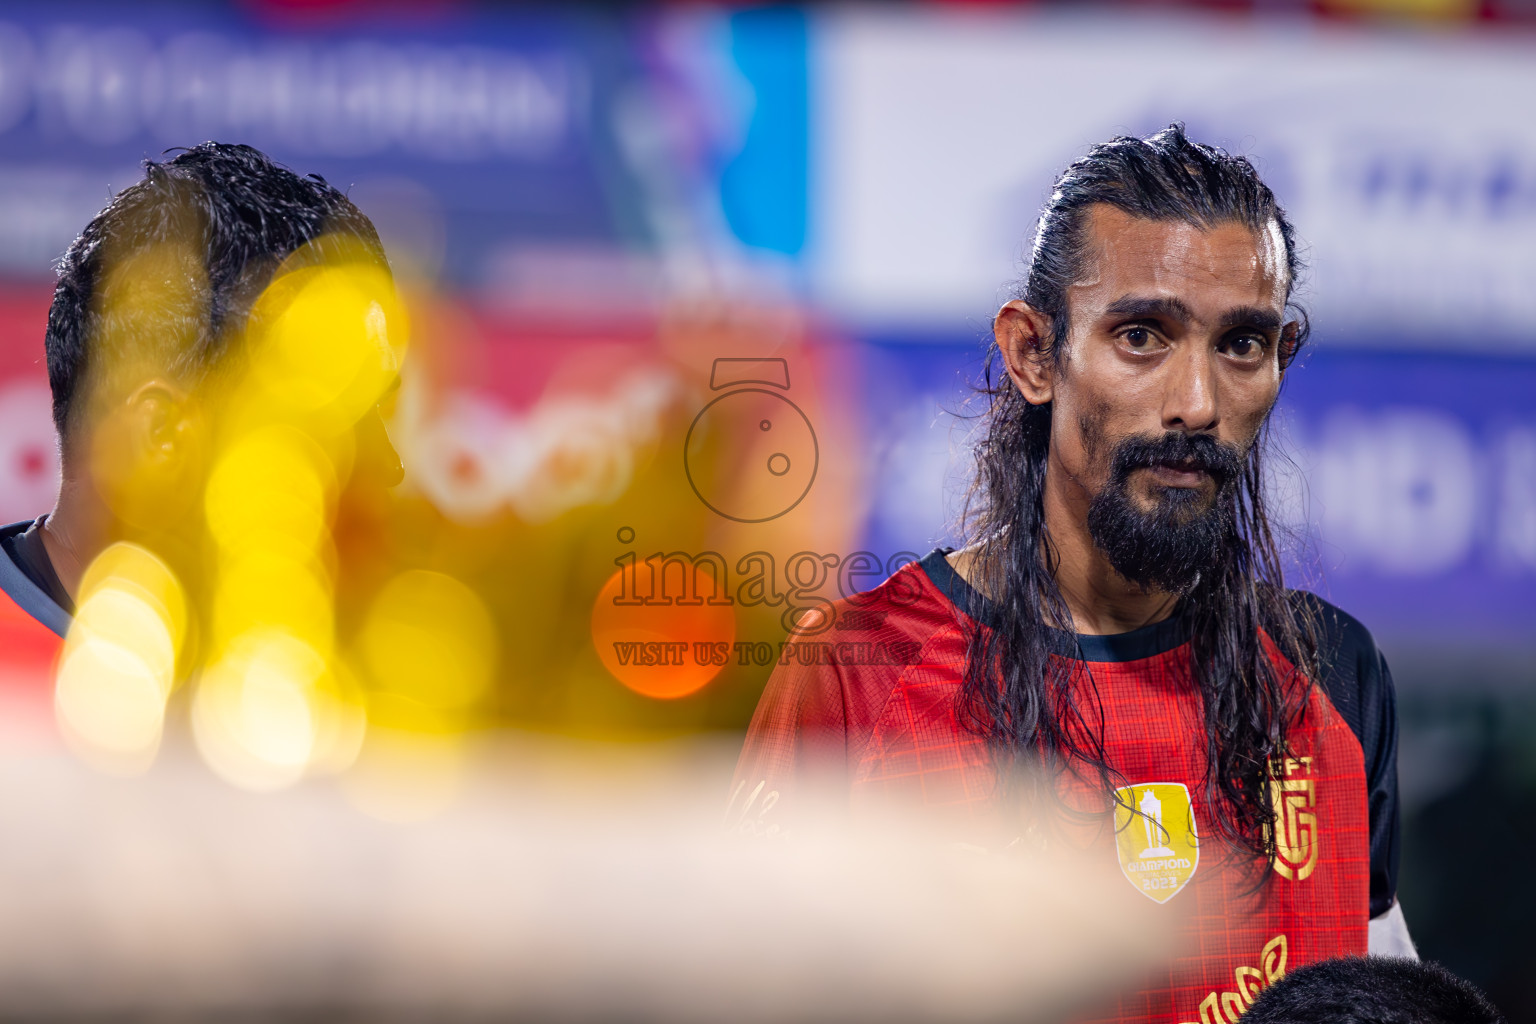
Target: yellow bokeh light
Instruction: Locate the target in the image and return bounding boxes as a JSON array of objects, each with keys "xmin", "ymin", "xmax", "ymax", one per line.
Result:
[
  {"xmin": 100, "ymin": 237, "xmax": 416, "ymax": 795},
  {"xmin": 191, "ymin": 630, "xmax": 329, "ymax": 792},
  {"xmin": 205, "ymin": 426, "xmax": 335, "ymax": 553},
  {"xmin": 70, "ymin": 588, "xmax": 177, "ymax": 694},
  {"xmin": 306, "ymin": 657, "xmax": 369, "ymax": 777},
  {"xmin": 247, "ymin": 260, "xmax": 405, "ymax": 432},
  {"xmin": 55, "ymin": 637, "xmax": 167, "ymax": 775},
  {"xmin": 211, "ymin": 549, "xmax": 335, "ymax": 655},
  {"xmin": 55, "ymin": 542, "xmax": 186, "ymax": 775},
  {"xmin": 357, "ymin": 570, "xmax": 498, "ymax": 717},
  {"xmin": 76, "ymin": 542, "xmax": 189, "ymax": 660}
]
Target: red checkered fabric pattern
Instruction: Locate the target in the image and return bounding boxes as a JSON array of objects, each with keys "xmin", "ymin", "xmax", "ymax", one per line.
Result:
[
  {"xmin": 0, "ymin": 585, "xmax": 63, "ymax": 745},
  {"xmin": 729, "ymin": 561, "xmax": 1369, "ymax": 1024}
]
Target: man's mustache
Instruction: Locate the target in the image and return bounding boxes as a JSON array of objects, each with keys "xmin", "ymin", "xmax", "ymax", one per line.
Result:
[{"xmin": 1108, "ymin": 432, "xmax": 1246, "ymax": 489}]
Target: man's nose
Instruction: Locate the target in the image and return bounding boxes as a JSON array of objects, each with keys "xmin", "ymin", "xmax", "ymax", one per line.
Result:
[{"xmin": 1161, "ymin": 344, "xmax": 1218, "ymax": 434}]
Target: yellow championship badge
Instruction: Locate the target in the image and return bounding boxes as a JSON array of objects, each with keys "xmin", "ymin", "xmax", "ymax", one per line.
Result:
[{"xmin": 1113, "ymin": 782, "xmax": 1200, "ymax": 904}]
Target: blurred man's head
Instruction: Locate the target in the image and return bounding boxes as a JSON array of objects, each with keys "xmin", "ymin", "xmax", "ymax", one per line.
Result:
[
  {"xmin": 44, "ymin": 142, "xmax": 401, "ymax": 531},
  {"xmin": 1242, "ymin": 957, "xmax": 1503, "ymax": 1024}
]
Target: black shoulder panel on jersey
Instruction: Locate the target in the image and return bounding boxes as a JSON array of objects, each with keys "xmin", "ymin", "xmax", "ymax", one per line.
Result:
[
  {"xmin": 0, "ymin": 520, "xmax": 73, "ymax": 639},
  {"xmin": 1289, "ymin": 590, "xmax": 1401, "ymax": 919}
]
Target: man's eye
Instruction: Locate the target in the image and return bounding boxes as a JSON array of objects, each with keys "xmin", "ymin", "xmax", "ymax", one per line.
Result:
[
  {"xmin": 1123, "ymin": 327, "xmax": 1154, "ymax": 349},
  {"xmin": 1222, "ymin": 336, "xmax": 1266, "ymax": 360}
]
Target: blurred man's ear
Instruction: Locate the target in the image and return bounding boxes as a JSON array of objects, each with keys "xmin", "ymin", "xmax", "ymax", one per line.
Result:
[
  {"xmin": 1278, "ymin": 320, "xmax": 1301, "ymax": 371},
  {"xmin": 994, "ymin": 300, "xmax": 1056, "ymax": 405},
  {"xmin": 89, "ymin": 379, "xmax": 206, "ymax": 529}
]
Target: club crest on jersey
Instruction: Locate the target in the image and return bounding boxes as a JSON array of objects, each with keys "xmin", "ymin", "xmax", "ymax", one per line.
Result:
[
  {"xmin": 1113, "ymin": 782, "xmax": 1199, "ymax": 904},
  {"xmin": 1268, "ymin": 755, "xmax": 1318, "ymax": 881}
]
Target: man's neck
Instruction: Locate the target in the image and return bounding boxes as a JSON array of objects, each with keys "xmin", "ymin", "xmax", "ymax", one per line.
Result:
[{"xmin": 40, "ymin": 475, "xmax": 113, "ymax": 604}]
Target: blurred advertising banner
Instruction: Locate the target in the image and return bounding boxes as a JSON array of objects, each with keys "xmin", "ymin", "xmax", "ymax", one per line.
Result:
[
  {"xmin": 810, "ymin": 7, "xmax": 1536, "ymax": 349},
  {"xmin": 0, "ymin": 4, "xmax": 806, "ymax": 303}
]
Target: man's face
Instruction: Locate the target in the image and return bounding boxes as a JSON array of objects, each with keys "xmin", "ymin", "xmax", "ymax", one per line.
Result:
[{"xmin": 1048, "ymin": 206, "xmax": 1290, "ymax": 591}]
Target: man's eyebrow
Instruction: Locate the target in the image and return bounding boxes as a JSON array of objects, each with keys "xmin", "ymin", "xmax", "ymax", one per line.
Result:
[
  {"xmin": 1103, "ymin": 295, "xmax": 1195, "ymax": 322},
  {"xmin": 1102, "ymin": 296, "xmax": 1284, "ymax": 334},
  {"xmin": 1218, "ymin": 306, "xmax": 1284, "ymax": 333}
]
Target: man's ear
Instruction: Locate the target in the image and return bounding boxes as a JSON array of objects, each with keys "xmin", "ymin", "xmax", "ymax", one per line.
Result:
[
  {"xmin": 90, "ymin": 378, "xmax": 206, "ymax": 526},
  {"xmin": 1278, "ymin": 320, "xmax": 1302, "ymax": 371},
  {"xmin": 994, "ymin": 300, "xmax": 1056, "ymax": 405},
  {"xmin": 124, "ymin": 380, "xmax": 197, "ymax": 468}
]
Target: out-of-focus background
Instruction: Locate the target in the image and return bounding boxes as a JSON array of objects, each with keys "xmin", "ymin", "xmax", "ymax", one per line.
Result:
[{"xmin": 0, "ymin": 0, "xmax": 1531, "ymax": 1014}]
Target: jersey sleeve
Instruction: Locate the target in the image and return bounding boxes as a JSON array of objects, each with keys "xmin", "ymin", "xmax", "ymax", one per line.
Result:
[
  {"xmin": 726, "ymin": 625, "xmax": 851, "ymax": 838},
  {"xmin": 1297, "ymin": 593, "xmax": 1402, "ymax": 919},
  {"xmin": 727, "ymin": 559, "xmax": 958, "ymax": 838}
]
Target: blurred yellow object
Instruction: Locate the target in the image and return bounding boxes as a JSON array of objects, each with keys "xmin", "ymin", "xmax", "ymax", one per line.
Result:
[
  {"xmin": 192, "ymin": 629, "xmax": 342, "ymax": 792},
  {"xmin": 76, "ymin": 539, "xmax": 189, "ymax": 659},
  {"xmin": 54, "ymin": 639, "xmax": 166, "ymax": 775},
  {"xmin": 205, "ymin": 425, "xmax": 335, "ymax": 554},
  {"xmin": 187, "ymin": 242, "xmax": 412, "ymax": 791},
  {"xmin": 71, "ymin": 588, "xmax": 177, "ymax": 689},
  {"xmin": 357, "ymin": 570, "xmax": 498, "ymax": 717},
  {"xmin": 212, "ymin": 549, "xmax": 336, "ymax": 656},
  {"xmin": 246, "ymin": 256, "xmax": 406, "ymax": 435},
  {"xmin": 54, "ymin": 543, "xmax": 187, "ymax": 775},
  {"xmin": 307, "ymin": 657, "xmax": 369, "ymax": 777},
  {"xmin": 95, "ymin": 238, "xmax": 206, "ymax": 340},
  {"xmin": 1320, "ymin": 0, "xmax": 1477, "ymax": 17}
]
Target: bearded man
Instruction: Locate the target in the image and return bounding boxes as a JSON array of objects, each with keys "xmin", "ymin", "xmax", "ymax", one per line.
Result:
[{"xmin": 729, "ymin": 125, "xmax": 1411, "ymax": 1023}]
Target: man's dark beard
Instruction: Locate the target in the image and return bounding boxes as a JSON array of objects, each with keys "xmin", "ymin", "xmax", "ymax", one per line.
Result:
[{"xmin": 1085, "ymin": 431, "xmax": 1245, "ymax": 594}]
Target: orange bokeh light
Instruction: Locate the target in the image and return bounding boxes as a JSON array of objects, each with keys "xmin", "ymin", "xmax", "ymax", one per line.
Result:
[{"xmin": 590, "ymin": 560, "xmax": 736, "ymax": 700}]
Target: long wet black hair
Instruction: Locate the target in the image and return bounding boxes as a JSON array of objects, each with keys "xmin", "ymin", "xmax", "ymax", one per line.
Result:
[{"xmin": 960, "ymin": 125, "xmax": 1318, "ymax": 861}]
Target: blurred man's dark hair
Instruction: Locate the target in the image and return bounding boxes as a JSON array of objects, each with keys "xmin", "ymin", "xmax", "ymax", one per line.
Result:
[
  {"xmin": 1242, "ymin": 958, "xmax": 1503, "ymax": 1024},
  {"xmin": 44, "ymin": 141, "xmax": 385, "ymax": 455}
]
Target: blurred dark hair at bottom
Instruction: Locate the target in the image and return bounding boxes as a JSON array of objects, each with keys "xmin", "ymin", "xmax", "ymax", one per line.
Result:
[{"xmin": 1241, "ymin": 956, "xmax": 1503, "ymax": 1024}]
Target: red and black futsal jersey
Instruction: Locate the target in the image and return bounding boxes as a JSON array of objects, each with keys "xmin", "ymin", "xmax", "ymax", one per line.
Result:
[
  {"xmin": 729, "ymin": 548, "xmax": 1401, "ymax": 1024},
  {"xmin": 0, "ymin": 519, "xmax": 71, "ymax": 745}
]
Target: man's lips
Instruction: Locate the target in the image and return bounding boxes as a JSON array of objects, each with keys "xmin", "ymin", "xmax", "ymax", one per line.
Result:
[{"xmin": 1140, "ymin": 461, "xmax": 1210, "ymax": 488}]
